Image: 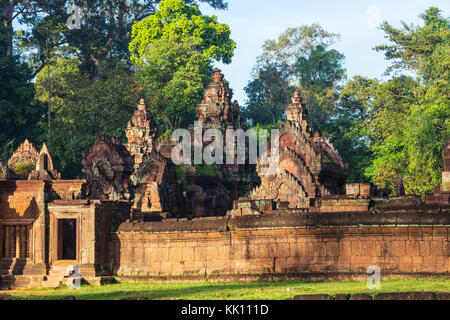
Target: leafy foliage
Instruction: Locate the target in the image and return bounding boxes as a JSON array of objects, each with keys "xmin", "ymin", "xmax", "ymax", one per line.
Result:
[
  {"xmin": 136, "ymin": 37, "xmax": 212, "ymax": 130},
  {"xmin": 365, "ymin": 7, "xmax": 450, "ymax": 196},
  {"xmin": 243, "ymin": 63, "xmax": 293, "ymax": 125},
  {"xmin": 14, "ymin": 162, "xmax": 36, "ymax": 175},
  {"xmin": 244, "ymin": 24, "xmax": 345, "ymax": 132},
  {"xmin": 130, "ymin": 0, "xmax": 235, "ymax": 131},
  {"xmin": 195, "ymin": 164, "xmax": 219, "ymax": 176},
  {"xmin": 35, "ymin": 57, "xmax": 142, "ymax": 177},
  {"xmin": 129, "ymin": 0, "xmax": 235, "ymax": 65},
  {"xmin": 0, "ymin": 24, "xmax": 44, "ymax": 160}
]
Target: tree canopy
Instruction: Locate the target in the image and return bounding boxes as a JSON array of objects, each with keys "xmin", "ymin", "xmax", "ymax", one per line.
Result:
[
  {"xmin": 129, "ymin": 0, "xmax": 235, "ymax": 65},
  {"xmin": 130, "ymin": 0, "xmax": 235, "ymax": 131},
  {"xmin": 243, "ymin": 8, "xmax": 449, "ymax": 192},
  {"xmin": 0, "ymin": 23, "xmax": 44, "ymax": 160}
]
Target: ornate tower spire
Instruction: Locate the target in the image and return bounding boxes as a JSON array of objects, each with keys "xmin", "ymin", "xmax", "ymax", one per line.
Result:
[
  {"xmin": 125, "ymin": 99, "xmax": 157, "ymax": 165},
  {"xmin": 8, "ymin": 139, "xmax": 39, "ymax": 165},
  {"xmin": 286, "ymin": 91, "xmax": 307, "ymax": 123},
  {"xmin": 201, "ymin": 68, "xmax": 233, "ymax": 106},
  {"xmin": 196, "ymin": 68, "xmax": 239, "ymax": 127}
]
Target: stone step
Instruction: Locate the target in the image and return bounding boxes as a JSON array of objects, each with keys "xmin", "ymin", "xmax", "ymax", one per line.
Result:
[
  {"xmin": 48, "ymin": 269, "xmax": 68, "ymax": 275},
  {"xmin": 0, "ymin": 259, "xmax": 27, "ymax": 264},
  {"xmin": 0, "ymin": 275, "xmax": 45, "ymax": 289},
  {"xmin": 42, "ymin": 280, "xmax": 61, "ymax": 288},
  {"xmin": 50, "ymin": 267, "xmax": 74, "ymax": 273},
  {"xmin": 40, "ymin": 261, "xmax": 80, "ymax": 288},
  {"xmin": 45, "ymin": 275, "xmax": 68, "ymax": 281},
  {"xmin": 11, "ymin": 279, "xmax": 31, "ymax": 288},
  {"xmin": 0, "ymin": 263, "xmax": 12, "ymax": 268},
  {"xmin": 48, "ymin": 270, "xmax": 69, "ymax": 277}
]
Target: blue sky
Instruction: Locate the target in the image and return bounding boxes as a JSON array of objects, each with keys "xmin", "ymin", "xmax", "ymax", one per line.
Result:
[{"xmin": 199, "ymin": 0, "xmax": 450, "ymax": 105}]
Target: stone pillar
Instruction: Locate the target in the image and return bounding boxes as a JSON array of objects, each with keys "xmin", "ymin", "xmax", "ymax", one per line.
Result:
[{"xmin": 31, "ymin": 181, "xmax": 47, "ymax": 265}]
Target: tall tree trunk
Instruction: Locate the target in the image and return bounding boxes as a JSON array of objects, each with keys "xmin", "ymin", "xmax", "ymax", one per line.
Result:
[
  {"xmin": 91, "ymin": 54, "xmax": 103, "ymax": 80},
  {"xmin": 2, "ymin": 0, "xmax": 14, "ymax": 57}
]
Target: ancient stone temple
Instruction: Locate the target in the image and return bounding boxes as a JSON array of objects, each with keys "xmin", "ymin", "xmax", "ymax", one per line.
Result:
[
  {"xmin": 1, "ymin": 69, "xmax": 449, "ymax": 290},
  {"xmin": 3, "ymin": 140, "xmax": 61, "ymax": 181},
  {"xmin": 7, "ymin": 140, "xmax": 40, "ymax": 179},
  {"xmin": 248, "ymin": 91, "xmax": 348, "ymax": 208},
  {"xmin": 172, "ymin": 68, "xmax": 257, "ymax": 217}
]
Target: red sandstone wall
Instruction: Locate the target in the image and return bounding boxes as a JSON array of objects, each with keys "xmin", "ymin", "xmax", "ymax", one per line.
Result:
[
  {"xmin": 111, "ymin": 210, "xmax": 450, "ymax": 278},
  {"xmin": 0, "ymin": 181, "xmax": 47, "ymax": 264},
  {"xmin": 0, "ymin": 181, "xmax": 45, "ymax": 220},
  {"xmin": 95, "ymin": 201, "xmax": 130, "ymax": 270}
]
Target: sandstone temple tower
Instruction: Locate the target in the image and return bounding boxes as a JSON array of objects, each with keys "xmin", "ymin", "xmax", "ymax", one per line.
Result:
[
  {"xmin": 249, "ymin": 91, "xmax": 348, "ymax": 208},
  {"xmin": 125, "ymin": 98, "xmax": 157, "ymax": 169},
  {"xmin": 196, "ymin": 68, "xmax": 240, "ymax": 128},
  {"xmin": 125, "ymin": 99, "xmax": 184, "ymax": 215},
  {"xmin": 172, "ymin": 68, "xmax": 257, "ymax": 217}
]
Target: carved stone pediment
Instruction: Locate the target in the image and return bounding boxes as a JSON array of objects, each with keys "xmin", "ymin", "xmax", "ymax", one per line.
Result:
[
  {"xmin": 7, "ymin": 140, "xmax": 39, "ymax": 178},
  {"xmin": 29, "ymin": 143, "xmax": 61, "ymax": 180},
  {"xmin": 82, "ymin": 135, "xmax": 134, "ymax": 200}
]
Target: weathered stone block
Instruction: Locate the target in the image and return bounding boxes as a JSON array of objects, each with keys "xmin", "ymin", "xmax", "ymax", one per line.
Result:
[
  {"xmin": 360, "ymin": 183, "xmax": 371, "ymax": 197},
  {"xmin": 346, "ymin": 183, "xmax": 360, "ymax": 196},
  {"xmin": 442, "ymin": 172, "xmax": 450, "ymax": 192}
]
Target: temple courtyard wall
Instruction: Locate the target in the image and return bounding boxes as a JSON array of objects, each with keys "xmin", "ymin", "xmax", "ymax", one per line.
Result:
[{"xmin": 111, "ymin": 206, "xmax": 450, "ymax": 281}]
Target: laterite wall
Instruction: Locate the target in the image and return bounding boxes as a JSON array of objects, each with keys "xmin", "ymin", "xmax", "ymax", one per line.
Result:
[{"xmin": 111, "ymin": 207, "xmax": 450, "ymax": 279}]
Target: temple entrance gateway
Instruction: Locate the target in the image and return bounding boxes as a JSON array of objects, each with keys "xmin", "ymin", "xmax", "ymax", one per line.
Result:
[{"xmin": 57, "ymin": 219, "xmax": 77, "ymax": 261}]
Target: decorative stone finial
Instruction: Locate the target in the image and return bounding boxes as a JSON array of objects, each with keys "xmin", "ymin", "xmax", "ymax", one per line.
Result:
[
  {"xmin": 286, "ymin": 91, "xmax": 307, "ymax": 123},
  {"xmin": 291, "ymin": 91, "xmax": 302, "ymax": 104},
  {"xmin": 212, "ymin": 68, "xmax": 224, "ymax": 83},
  {"xmin": 138, "ymin": 98, "xmax": 146, "ymax": 111}
]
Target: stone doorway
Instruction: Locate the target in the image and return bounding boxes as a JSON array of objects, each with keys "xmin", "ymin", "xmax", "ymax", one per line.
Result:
[{"xmin": 57, "ymin": 219, "xmax": 77, "ymax": 261}]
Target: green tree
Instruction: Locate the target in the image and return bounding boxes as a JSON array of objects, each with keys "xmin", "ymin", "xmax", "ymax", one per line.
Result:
[
  {"xmin": 364, "ymin": 7, "xmax": 450, "ymax": 196},
  {"xmin": 34, "ymin": 57, "xmax": 141, "ymax": 177},
  {"xmin": 337, "ymin": 76, "xmax": 414, "ymax": 185},
  {"xmin": 129, "ymin": 0, "xmax": 235, "ymax": 65},
  {"xmin": 0, "ymin": 23, "xmax": 44, "ymax": 160},
  {"xmin": 68, "ymin": 0, "xmax": 228, "ymax": 79},
  {"xmin": 136, "ymin": 37, "xmax": 211, "ymax": 130},
  {"xmin": 375, "ymin": 6, "xmax": 449, "ymax": 85},
  {"xmin": 245, "ymin": 24, "xmax": 345, "ymax": 132},
  {"xmin": 258, "ymin": 24, "xmax": 340, "ymax": 86},
  {"xmin": 243, "ymin": 63, "xmax": 293, "ymax": 125},
  {"xmin": 129, "ymin": 0, "xmax": 235, "ymax": 130}
]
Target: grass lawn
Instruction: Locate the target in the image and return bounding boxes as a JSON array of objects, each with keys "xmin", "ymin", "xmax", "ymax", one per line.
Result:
[{"xmin": 2, "ymin": 278, "xmax": 450, "ymax": 300}]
